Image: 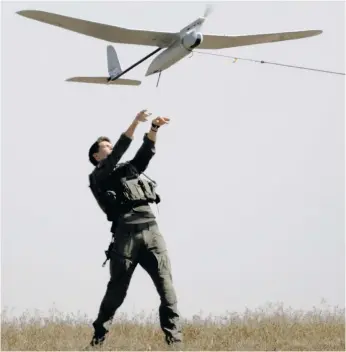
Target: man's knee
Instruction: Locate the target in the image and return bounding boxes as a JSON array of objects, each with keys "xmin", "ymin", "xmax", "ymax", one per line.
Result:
[
  {"xmin": 103, "ymin": 255, "xmax": 136, "ymax": 305},
  {"xmin": 155, "ymin": 252, "xmax": 178, "ymax": 306},
  {"xmin": 106, "ymin": 275, "xmax": 130, "ymax": 294}
]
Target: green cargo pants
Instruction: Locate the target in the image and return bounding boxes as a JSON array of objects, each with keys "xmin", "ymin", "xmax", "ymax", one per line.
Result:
[{"xmin": 93, "ymin": 221, "xmax": 183, "ymax": 345}]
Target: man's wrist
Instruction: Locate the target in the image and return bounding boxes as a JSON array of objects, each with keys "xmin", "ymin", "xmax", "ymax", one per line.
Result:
[{"xmin": 151, "ymin": 122, "xmax": 160, "ymax": 132}]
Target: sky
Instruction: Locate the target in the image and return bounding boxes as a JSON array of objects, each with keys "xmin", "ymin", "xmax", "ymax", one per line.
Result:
[{"xmin": 1, "ymin": 0, "xmax": 345, "ymax": 321}]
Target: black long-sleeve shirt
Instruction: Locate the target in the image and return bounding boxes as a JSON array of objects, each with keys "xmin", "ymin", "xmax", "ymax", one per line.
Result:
[{"xmin": 89, "ymin": 132, "xmax": 157, "ymax": 225}]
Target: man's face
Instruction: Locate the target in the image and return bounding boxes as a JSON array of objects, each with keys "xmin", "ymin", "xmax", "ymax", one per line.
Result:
[{"xmin": 93, "ymin": 140, "xmax": 113, "ymax": 163}]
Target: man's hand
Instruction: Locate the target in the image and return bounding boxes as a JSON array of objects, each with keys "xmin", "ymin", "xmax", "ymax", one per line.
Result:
[
  {"xmin": 152, "ymin": 116, "xmax": 170, "ymax": 127},
  {"xmin": 125, "ymin": 110, "xmax": 152, "ymax": 139},
  {"xmin": 147, "ymin": 116, "xmax": 171, "ymax": 142},
  {"xmin": 135, "ymin": 109, "xmax": 152, "ymax": 123}
]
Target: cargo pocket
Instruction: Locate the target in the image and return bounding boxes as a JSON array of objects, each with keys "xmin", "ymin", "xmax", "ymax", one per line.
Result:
[
  {"xmin": 110, "ymin": 230, "xmax": 136, "ymax": 272},
  {"xmin": 154, "ymin": 250, "xmax": 172, "ymax": 275}
]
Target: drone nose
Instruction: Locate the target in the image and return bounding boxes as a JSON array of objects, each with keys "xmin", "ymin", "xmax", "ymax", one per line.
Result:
[
  {"xmin": 145, "ymin": 61, "xmax": 160, "ymax": 76},
  {"xmin": 145, "ymin": 67, "xmax": 155, "ymax": 76}
]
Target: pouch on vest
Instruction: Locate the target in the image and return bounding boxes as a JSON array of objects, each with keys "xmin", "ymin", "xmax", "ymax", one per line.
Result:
[
  {"xmin": 139, "ymin": 178, "xmax": 157, "ymax": 202},
  {"xmin": 121, "ymin": 176, "xmax": 157, "ymax": 203}
]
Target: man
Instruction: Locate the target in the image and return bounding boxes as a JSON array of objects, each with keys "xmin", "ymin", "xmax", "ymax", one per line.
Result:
[{"xmin": 87, "ymin": 110, "xmax": 183, "ymax": 349}]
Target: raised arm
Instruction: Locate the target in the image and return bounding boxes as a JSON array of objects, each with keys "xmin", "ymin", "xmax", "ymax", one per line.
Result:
[
  {"xmin": 124, "ymin": 109, "xmax": 151, "ymax": 139},
  {"xmin": 130, "ymin": 116, "xmax": 170, "ymax": 174},
  {"xmin": 97, "ymin": 110, "xmax": 152, "ymax": 177}
]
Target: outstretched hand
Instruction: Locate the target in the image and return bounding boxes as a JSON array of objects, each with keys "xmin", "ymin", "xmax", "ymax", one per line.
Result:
[
  {"xmin": 152, "ymin": 116, "xmax": 170, "ymax": 127},
  {"xmin": 135, "ymin": 109, "xmax": 152, "ymax": 122}
]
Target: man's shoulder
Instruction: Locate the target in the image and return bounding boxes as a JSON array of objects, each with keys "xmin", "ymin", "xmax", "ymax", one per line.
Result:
[
  {"xmin": 88, "ymin": 167, "xmax": 97, "ymax": 183},
  {"xmin": 88, "ymin": 162, "xmax": 105, "ymax": 181},
  {"xmin": 91, "ymin": 158, "xmax": 109, "ymax": 174}
]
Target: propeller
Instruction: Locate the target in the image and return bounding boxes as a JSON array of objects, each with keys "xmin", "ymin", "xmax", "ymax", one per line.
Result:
[
  {"xmin": 203, "ymin": 4, "xmax": 214, "ymax": 18},
  {"xmin": 195, "ymin": 4, "xmax": 215, "ymax": 32}
]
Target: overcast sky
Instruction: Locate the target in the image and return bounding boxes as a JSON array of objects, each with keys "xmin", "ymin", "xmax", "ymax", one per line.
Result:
[{"xmin": 2, "ymin": 0, "xmax": 345, "ymax": 321}]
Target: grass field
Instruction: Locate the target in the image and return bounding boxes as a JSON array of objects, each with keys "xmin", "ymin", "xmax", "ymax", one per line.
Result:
[{"xmin": 1, "ymin": 304, "xmax": 345, "ymax": 351}]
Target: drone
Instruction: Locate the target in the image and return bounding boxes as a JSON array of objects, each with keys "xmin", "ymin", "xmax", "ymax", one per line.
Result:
[{"xmin": 16, "ymin": 6, "xmax": 323, "ymax": 87}]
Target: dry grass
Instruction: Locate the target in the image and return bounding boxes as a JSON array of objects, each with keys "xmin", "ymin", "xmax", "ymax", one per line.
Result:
[{"xmin": 1, "ymin": 304, "xmax": 345, "ymax": 351}]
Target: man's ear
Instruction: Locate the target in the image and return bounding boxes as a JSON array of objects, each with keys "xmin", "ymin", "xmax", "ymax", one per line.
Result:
[{"xmin": 93, "ymin": 152, "xmax": 100, "ymax": 162}]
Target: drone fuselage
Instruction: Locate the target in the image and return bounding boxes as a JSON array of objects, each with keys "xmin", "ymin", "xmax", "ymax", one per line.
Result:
[
  {"xmin": 145, "ymin": 41, "xmax": 190, "ymax": 76},
  {"xmin": 145, "ymin": 17, "xmax": 205, "ymax": 76}
]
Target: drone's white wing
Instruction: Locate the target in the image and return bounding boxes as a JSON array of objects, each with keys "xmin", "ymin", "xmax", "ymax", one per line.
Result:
[
  {"xmin": 16, "ymin": 10, "xmax": 177, "ymax": 47},
  {"xmin": 198, "ymin": 29, "xmax": 323, "ymax": 49}
]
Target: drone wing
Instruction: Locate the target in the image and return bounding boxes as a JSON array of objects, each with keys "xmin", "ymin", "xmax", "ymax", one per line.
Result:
[
  {"xmin": 66, "ymin": 77, "xmax": 141, "ymax": 86},
  {"xmin": 16, "ymin": 10, "xmax": 177, "ymax": 47},
  {"xmin": 198, "ymin": 29, "xmax": 323, "ymax": 49}
]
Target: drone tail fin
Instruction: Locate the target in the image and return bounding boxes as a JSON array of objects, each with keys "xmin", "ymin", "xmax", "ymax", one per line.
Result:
[
  {"xmin": 65, "ymin": 45, "xmax": 141, "ymax": 86},
  {"xmin": 65, "ymin": 77, "xmax": 141, "ymax": 86},
  {"xmin": 65, "ymin": 45, "xmax": 145, "ymax": 86},
  {"xmin": 107, "ymin": 45, "xmax": 122, "ymax": 77}
]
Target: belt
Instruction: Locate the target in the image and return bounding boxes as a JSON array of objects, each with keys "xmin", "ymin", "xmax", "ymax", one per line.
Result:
[{"xmin": 111, "ymin": 220, "xmax": 157, "ymax": 233}]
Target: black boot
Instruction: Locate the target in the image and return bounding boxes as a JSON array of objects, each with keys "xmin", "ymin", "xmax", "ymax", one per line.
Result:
[
  {"xmin": 85, "ymin": 323, "xmax": 108, "ymax": 349},
  {"xmin": 165, "ymin": 336, "xmax": 184, "ymax": 350},
  {"xmin": 90, "ymin": 334, "xmax": 106, "ymax": 347}
]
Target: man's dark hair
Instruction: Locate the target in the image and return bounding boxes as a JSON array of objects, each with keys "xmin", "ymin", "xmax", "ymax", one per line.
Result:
[{"xmin": 89, "ymin": 136, "xmax": 111, "ymax": 166}]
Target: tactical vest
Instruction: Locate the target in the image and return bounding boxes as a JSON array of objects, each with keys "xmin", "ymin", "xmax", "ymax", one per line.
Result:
[{"xmin": 89, "ymin": 162, "xmax": 160, "ymax": 221}]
